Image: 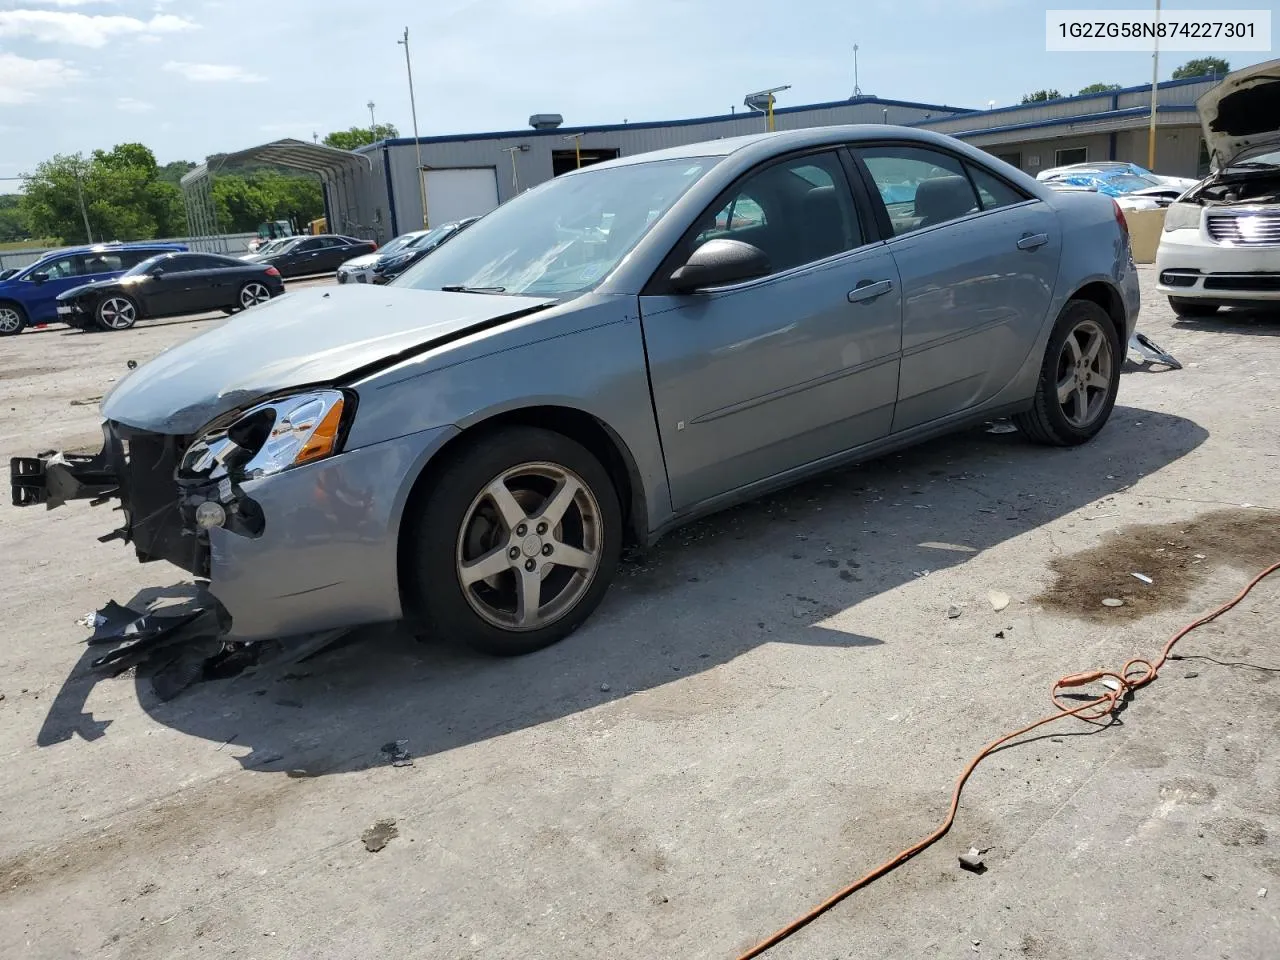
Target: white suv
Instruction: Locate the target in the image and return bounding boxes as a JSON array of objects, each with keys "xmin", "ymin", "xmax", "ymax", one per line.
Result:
[{"xmin": 1155, "ymin": 59, "xmax": 1280, "ymax": 317}]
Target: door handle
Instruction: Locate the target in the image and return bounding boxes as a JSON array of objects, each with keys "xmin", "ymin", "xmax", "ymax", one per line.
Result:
[
  {"xmin": 1017, "ymin": 233, "xmax": 1049, "ymax": 251},
  {"xmin": 847, "ymin": 279, "xmax": 894, "ymax": 303}
]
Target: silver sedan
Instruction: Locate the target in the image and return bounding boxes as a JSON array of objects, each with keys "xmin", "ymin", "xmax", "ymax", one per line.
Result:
[{"xmin": 13, "ymin": 125, "xmax": 1139, "ymax": 656}]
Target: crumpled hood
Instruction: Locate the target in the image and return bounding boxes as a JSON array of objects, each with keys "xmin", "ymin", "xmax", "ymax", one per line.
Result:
[
  {"xmin": 102, "ymin": 285, "xmax": 555, "ymax": 435},
  {"xmin": 1197, "ymin": 58, "xmax": 1280, "ymax": 169}
]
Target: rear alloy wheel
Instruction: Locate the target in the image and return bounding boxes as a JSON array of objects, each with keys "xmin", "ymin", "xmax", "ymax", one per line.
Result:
[
  {"xmin": 0, "ymin": 303, "xmax": 27, "ymax": 336},
  {"xmin": 404, "ymin": 427, "xmax": 622, "ymax": 656},
  {"xmin": 239, "ymin": 281, "xmax": 272, "ymax": 310},
  {"xmin": 1014, "ymin": 299, "xmax": 1120, "ymax": 446},
  {"xmin": 95, "ymin": 295, "xmax": 138, "ymax": 331},
  {"xmin": 1168, "ymin": 297, "xmax": 1218, "ymax": 318}
]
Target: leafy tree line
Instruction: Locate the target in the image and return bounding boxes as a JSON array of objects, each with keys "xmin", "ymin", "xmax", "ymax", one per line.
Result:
[
  {"xmin": 6, "ymin": 121, "xmax": 400, "ymax": 246},
  {"xmin": 1021, "ymin": 57, "xmax": 1230, "ymax": 104}
]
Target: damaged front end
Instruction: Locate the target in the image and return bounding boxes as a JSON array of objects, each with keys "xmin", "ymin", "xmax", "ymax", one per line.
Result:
[{"xmin": 11, "ymin": 422, "xmax": 213, "ymax": 575}]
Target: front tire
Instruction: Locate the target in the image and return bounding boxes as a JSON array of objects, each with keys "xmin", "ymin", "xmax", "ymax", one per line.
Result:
[
  {"xmin": 0, "ymin": 301, "xmax": 27, "ymax": 336},
  {"xmin": 403, "ymin": 426, "xmax": 622, "ymax": 657},
  {"xmin": 1169, "ymin": 297, "xmax": 1218, "ymax": 318},
  {"xmin": 1014, "ymin": 299, "xmax": 1120, "ymax": 446},
  {"xmin": 95, "ymin": 295, "xmax": 139, "ymax": 331}
]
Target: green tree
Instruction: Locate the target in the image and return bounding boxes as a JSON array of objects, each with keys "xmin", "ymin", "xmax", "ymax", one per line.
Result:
[
  {"xmin": 1077, "ymin": 82, "xmax": 1121, "ymax": 95},
  {"xmin": 322, "ymin": 123, "xmax": 399, "ymax": 151},
  {"xmin": 1020, "ymin": 89, "xmax": 1062, "ymax": 103},
  {"xmin": 0, "ymin": 194, "xmax": 29, "ymax": 242},
  {"xmin": 1172, "ymin": 57, "xmax": 1230, "ymax": 80},
  {"xmin": 19, "ymin": 143, "xmax": 189, "ymax": 242},
  {"xmin": 211, "ymin": 170, "xmax": 323, "ymax": 233}
]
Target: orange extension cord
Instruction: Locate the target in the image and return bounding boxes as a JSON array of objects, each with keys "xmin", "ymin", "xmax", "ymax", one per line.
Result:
[{"xmin": 734, "ymin": 559, "xmax": 1280, "ymax": 959}]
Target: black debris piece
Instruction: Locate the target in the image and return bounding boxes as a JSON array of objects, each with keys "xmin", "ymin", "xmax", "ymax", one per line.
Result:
[{"xmin": 380, "ymin": 740, "xmax": 413, "ymax": 767}]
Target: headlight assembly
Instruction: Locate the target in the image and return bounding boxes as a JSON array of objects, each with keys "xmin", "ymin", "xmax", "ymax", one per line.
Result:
[
  {"xmin": 179, "ymin": 389, "xmax": 351, "ymax": 482},
  {"xmin": 1162, "ymin": 202, "xmax": 1202, "ymax": 233}
]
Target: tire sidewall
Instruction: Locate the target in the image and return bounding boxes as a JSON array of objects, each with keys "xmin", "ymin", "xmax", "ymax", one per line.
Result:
[
  {"xmin": 405, "ymin": 427, "xmax": 623, "ymax": 656},
  {"xmin": 1036, "ymin": 300, "xmax": 1122, "ymax": 443},
  {"xmin": 95, "ymin": 294, "xmax": 138, "ymax": 331}
]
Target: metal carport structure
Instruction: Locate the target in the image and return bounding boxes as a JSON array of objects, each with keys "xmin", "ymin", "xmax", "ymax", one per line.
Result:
[{"xmin": 180, "ymin": 138, "xmax": 380, "ymax": 240}]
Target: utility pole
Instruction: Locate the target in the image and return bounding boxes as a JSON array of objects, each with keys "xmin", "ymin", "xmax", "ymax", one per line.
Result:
[
  {"xmin": 502, "ymin": 145, "xmax": 522, "ymax": 192},
  {"xmin": 852, "ymin": 44, "xmax": 862, "ymax": 97},
  {"xmin": 1148, "ymin": 0, "xmax": 1161, "ymax": 170},
  {"xmin": 73, "ymin": 160, "xmax": 92, "ymax": 243},
  {"xmin": 368, "ymin": 100, "xmax": 377, "ymax": 143},
  {"xmin": 312, "ymin": 132, "xmax": 319, "ymax": 144},
  {"xmin": 398, "ymin": 27, "xmax": 429, "ymax": 228}
]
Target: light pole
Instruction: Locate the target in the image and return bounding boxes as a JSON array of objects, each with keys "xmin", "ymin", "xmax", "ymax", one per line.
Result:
[
  {"xmin": 852, "ymin": 44, "xmax": 862, "ymax": 97},
  {"xmin": 563, "ymin": 132, "xmax": 584, "ymax": 168},
  {"xmin": 502, "ymin": 145, "xmax": 523, "ymax": 192},
  {"xmin": 367, "ymin": 100, "xmax": 377, "ymax": 143},
  {"xmin": 1147, "ymin": 0, "xmax": 1161, "ymax": 170},
  {"xmin": 744, "ymin": 85, "xmax": 790, "ymax": 132},
  {"xmin": 398, "ymin": 27, "xmax": 429, "ymax": 228}
]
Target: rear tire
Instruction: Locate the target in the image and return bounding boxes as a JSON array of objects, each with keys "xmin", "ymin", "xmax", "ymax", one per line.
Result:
[
  {"xmin": 237, "ymin": 281, "xmax": 272, "ymax": 311},
  {"xmin": 402, "ymin": 426, "xmax": 622, "ymax": 657},
  {"xmin": 1014, "ymin": 299, "xmax": 1120, "ymax": 446},
  {"xmin": 95, "ymin": 295, "xmax": 139, "ymax": 331},
  {"xmin": 0, "ymin": 301, "xmax": 27, "ymax": 336},
  {"xmin": 1169, "ymin": 297, "xmax": 1218, "ymax": 318}
]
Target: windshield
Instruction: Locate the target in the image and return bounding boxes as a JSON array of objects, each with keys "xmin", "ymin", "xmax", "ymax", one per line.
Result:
[
  {"xmin": 397, "ymin": 156, "xmax": 720, "ymax": 296},
  {"xmin": 1229, "ymin": 148, "xmax": 1280, "ymax": 169},
  {"xmin": 380, "ymin": 233, "xmax": 422, "ymax": 256},
  {"xmin": 123, "ymin": 254, "xmax": 167, "ymax": 277}
]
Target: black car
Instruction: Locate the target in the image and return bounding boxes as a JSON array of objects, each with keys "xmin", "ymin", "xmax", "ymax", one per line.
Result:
[
  {"xmin": 56, "ymin": 252, "xmax": 285, "ymax": 332},
  {"xmin": 257, "ymin": 234, "xmax": 378, "ymax": 278},
  {"xmin": 370, "ymin": 218, "xmax": 478, "ymax": 285}
]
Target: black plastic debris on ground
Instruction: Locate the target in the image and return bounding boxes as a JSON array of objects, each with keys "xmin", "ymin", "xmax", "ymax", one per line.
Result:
[
  {"xmin": 380, "ymin": 740, "xmax": 413, "ymax": 767},
  {"xmin": 81, "ymin": 598, "xmax": 350, "ymax": 702}
]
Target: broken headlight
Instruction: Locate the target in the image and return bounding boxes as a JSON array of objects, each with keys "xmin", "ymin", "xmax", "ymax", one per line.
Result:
[
  {"xmin": 179, "ymin": 389, "xmax": 351, "ymax": 482},
  {"xmin": 1162, "ymin": 202, "xmax": 1201, "ymax": 233}
]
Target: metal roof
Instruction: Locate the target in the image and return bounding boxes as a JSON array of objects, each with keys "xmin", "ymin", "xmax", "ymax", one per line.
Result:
[{"xmin": 180, "ymin": 138, "xmax": 370, "ymax": 186}]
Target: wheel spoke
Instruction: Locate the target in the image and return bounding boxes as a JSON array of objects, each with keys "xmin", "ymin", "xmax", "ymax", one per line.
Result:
[
  {"xmin": 1063, "ymin": 333, "xmax": 1083, "ymax": 365},
  {"xmin": 548, "ymin": 540, "xmax": 593, "ymax": 570},
  {"xmin": 1073, "ymin": 385, "xmax": 1089, "ymax": 420},
  {"xmin": 538, "ymin": 476, "xmax": 581, "ymax": 526},
  {"xmin": 1083, "ymin": 329, "xmax": 1103, "ymax": 364},
  {"xmin": 1086, "ymin": 369, "xmax": 1110, "ymax": 390},
  {"xmin": 485, "ymin": 477, "xmax": 528, "ymax": 531},
  {"xmin": 514, "ymin": 569, "xmax": 542, "ymax": 627},
  {"xmin": 459, "ymin": 546, "xmax": 512, "ymax": 586},
  {"xmin": 1056, "ymin": 373, "xmax": 1075, "ymax": 405}
]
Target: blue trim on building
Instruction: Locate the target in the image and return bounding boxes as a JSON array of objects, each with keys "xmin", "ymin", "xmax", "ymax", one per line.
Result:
[
  {"xmin": 382, "ymin": 147, "xmax": 399, "ymax": 238},
  {"xmin": 940, "ymin": 103, "xmax": 1197, "ymax": 140},
  {"xmin": 357, "ymin": 95, "xmax": 975, "ymax": 151}
]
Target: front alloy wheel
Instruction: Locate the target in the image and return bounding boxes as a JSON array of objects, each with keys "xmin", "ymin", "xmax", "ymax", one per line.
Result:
[
  {"xmin": 0, "ymin": 304, "xmax": 26, "ymax": 336},
  {"xmin": 96, "ymin": 296, "xmax": 137, "ymax": 331},
  {"xmin": 404, "ymin": 426, "xmax": 622, "ymax": 656}
]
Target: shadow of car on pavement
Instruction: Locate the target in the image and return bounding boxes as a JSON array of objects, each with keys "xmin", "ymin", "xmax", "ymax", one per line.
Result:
[{"xmin": 36, "ymin": 403, "xmax": 1207, "ymax": 776}]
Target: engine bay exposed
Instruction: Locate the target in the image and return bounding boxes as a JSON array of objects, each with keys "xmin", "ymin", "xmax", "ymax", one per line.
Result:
[{"xmin": 1188, "ymin": 170, "xmax": 1280, "ymax": 206}]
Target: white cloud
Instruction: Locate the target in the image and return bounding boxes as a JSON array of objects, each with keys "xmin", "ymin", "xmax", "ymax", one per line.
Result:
[
  {"xmin": 162, "ymin": 60, "xmax": 264, "ymax": 83},
  {"xmin": 21, "ymin": 1, "xmax": 121, "ymax": 7},
  {"xmin": 0, "ymin": 51, "xmax": 81, "ymax": 103},
  {"xmin": 0, "ymin": 10, "xmax": 195, "ymax": 47},
  {"xmin": 115, "ymin": 95, "xmax": 153, "ymax": 112}
]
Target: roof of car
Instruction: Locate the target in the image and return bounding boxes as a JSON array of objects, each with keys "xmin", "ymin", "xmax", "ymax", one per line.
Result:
[{"xmin": 40, "ymin": 241, "xmax": 184, "ymax": 259}]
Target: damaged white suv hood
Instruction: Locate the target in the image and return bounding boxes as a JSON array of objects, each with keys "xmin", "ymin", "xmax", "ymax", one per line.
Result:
[
  {"xmin": 1198, "ymin": 58, "xmax": 1280, "ymax": 170},
  {"xmin": 101, "ymin": 285, "xmax": 555, "ymax": 435}
]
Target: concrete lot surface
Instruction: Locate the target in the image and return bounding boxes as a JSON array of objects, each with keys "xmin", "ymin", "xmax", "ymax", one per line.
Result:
[{"xmin": 0, "ymin": 266, "xmax": 1277, "ymax": 959}]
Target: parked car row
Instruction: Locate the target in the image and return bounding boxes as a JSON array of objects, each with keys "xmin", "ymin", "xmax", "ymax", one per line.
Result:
[
  {"xmin": 240, "ymin": 234, "xmax": 378, "ymax": 278},
  {"xmin": 336, "ymin": 218, "xmax": 479, "ymax": 285}
]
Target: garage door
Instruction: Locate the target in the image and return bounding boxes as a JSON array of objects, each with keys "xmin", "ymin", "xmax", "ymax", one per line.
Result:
[{"xmin": 425, "ymin": 168, "xmax": 500, "ymax": 226}]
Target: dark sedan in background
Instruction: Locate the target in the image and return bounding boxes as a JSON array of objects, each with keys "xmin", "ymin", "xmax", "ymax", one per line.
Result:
[
  {"xmin": 56, "ymin": 251, "xmax": 285, "ymax": 331},
  {"xmin": 371, "ymin": 218, "xmax": 478, "ymax": 284},
  {"xmin": 252, "ymin": 234, "xmax": 377, "ymax": 278}
]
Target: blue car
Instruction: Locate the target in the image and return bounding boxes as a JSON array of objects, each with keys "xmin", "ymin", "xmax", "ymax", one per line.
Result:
[{"xmin": 0, "ymin": 241, "xmax": 187, "ymax": 335}]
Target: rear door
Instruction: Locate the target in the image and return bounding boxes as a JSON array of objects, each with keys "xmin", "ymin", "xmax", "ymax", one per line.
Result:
[
  {"xmin": 851, "ymin": 143, "xmax": 1061, "ymax": 432},
  {"xmin": 639, "ymin": 149, "xmax": 903, "ymax": 511},
  {"xmin": 168, "ymin": 255, "xmax": 235, "ymax": 314}
]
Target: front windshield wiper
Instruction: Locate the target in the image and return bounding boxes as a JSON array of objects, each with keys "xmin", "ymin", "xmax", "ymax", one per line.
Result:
[{"xmin": 439, "ymin": 284, "xmax": 507, "ymax": 294}]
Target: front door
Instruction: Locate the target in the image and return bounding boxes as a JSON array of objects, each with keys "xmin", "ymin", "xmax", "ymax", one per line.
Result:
[
  {"xmin": 639, "ymin": 150, "xmax": 903, "ymax": 511},
  {"xmin": 24, "ymin": 252, "xmax": 124, "ymax": 323},
  {"xmin": 853, "ymin": 144, "xmax": 1061, "ymax": 432}
]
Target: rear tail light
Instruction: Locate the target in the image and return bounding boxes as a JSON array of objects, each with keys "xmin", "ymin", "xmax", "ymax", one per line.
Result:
[
  {"xmin": 370, "ymin": 242, "xmax": 378, "ymax": 251},
  {"xmin": 1111, "ymin": 199, "xmax": 1129, "ymax": 238},
  {"xmin": 264, "ymin": 266, "xmax": 281, "ymax": 277}
]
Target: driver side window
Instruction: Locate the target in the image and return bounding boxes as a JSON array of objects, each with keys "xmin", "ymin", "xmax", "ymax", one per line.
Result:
[
  {"xmin": 687, "ymin": 151, "xmax": 862, "ymax": 277},
  {"xmin": 36, "ymin": 256, "xmax": 77, "ymax": 280}
]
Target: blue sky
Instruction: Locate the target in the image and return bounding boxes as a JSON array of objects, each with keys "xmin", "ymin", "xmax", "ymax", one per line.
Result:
[{"xmin": 0, "ymin": 0, "xmax": 1271, "ymax": 193}]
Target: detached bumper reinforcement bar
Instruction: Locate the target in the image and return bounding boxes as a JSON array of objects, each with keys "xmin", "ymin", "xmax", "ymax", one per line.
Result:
[{"xmin": 10, "ymin": 451, "xmax": 119, "ymax": 509}]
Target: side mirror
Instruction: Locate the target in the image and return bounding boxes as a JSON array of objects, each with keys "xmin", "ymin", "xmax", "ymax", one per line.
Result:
[
  {"xmin": 149, "ymin": 267, "xmax": 166, "ymax": 278},
  {"xmin": 30, "ymin": 272, "xmax": 48, "ymax": 285},
  {"xmin": 669, "ymin": 238, "xmax": 770, "ymax": 294}
]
